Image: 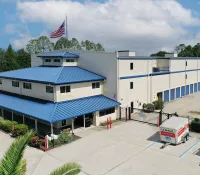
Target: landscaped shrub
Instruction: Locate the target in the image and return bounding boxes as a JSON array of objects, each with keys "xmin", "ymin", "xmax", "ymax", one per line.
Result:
[
  {"xmin": 11, "ymin": 124, "xmax": 28, "ymax": 137},
  {"xmin": 190, "ymin": 118, "xmax": 200, "ymax": 133},
  {"xmin": 0, "ymin": 120, "xmax": 18, "ymax": 132},
  {"xmin": 153, "ymin": 100, "xmax": 164, "ymax": 110},
  {"xmin": 57, "ymin": 130, "xmax": 72, "ymax": 144},
  {"xmin": 143, "ymin": 103, "xmax": 155, "ymax": 112},
  {"xmin": 29, "ymin": 136, "xmax": 41, "ymax": 148}
]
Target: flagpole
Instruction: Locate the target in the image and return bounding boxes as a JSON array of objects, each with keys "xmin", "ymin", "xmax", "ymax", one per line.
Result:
[{"xmin": 66, "ymin": 15, "xmax": 68, "ymax": 40}]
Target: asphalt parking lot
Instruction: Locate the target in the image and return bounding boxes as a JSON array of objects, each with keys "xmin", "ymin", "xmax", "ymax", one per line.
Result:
[
  {"xmin": 0, "ymin": 121, "xmax": 200, "ymax": 175},
  {"xmin": 164, "ymin": 92, "xmax": 200, "ymax": 118}
]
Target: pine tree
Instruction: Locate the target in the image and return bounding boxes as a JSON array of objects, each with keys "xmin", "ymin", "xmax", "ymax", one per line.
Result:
[{"xmin": 3, "ymin": 44, "xmax": 20, "ymax": 72}]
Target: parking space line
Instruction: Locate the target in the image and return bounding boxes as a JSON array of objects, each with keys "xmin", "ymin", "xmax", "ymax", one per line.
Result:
[
  {"xmin": 179, "ymin": 139, "xmax": 200, "ymax": 158},
  {"xmin": 145, "ymin": 141, "xmax": 158, "ymax": 149}
]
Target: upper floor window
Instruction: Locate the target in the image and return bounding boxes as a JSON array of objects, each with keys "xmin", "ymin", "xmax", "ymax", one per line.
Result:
[
  {"xmin": 54, "ymin": 59, "xmax": 60, "ymax": 63},
  {"xmin": 45, "ymin": 59, "xmax": 51, "ymax": 62},
  {"xmin": 130, "ymin": 63, "xmax": 133, "ymax": 70},
  {"xmin": 12, "ymin": 81, "xmax": 19, "ymax": 87},
  {"xmin": 46, "ymin": 86, "xmax": 54, "ymax": 93},
  {"xmin": 23, "ymin": 82, "xmax": 32, "ymax": 90},
  {"xmin": 0, "ymin": 79, "xmax": 2, "ymax": 85},
  {"xmin": 186, "ymin": 61, "xmax": 187, "ymax": 66},
  {"xmin": 92, "ymin": 82, "xmax": 100, "ymax": 89},
  {"xmin": 66, "ymin": 59, "xmax": 75, "ymax": 62},
  {"xmin": 130, "ymin": 82, "xmax": 133, "ymax": 89},
  {"xmin": 60, "ymin": 85, "xmax": 71, "ymax": 93}
]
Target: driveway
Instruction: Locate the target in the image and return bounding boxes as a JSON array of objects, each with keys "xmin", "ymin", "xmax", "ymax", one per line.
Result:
[{"xmin": 0, "ymin": 121, "xmax": 200, "ymax": 175}]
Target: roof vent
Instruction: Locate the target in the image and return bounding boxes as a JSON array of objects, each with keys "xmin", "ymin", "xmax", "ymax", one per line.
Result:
[
  {"xmin": 165, "ymin": 53, "xmax": 178, "ymax": 58},
  {"xmin": 117, "ymin": 50, "xmax": 136, "ymax": 57}
]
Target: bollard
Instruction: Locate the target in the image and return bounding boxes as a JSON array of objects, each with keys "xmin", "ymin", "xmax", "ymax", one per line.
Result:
[
  {"xmin": 110, "ymin": 117, "xmax": 112, "ymax": 129},
  {"xmin": 157, "ymin": 116, "xmax": 160, "ymax": 127},
  {"xmin": 12, "ymin": 124, "xmax": 14, "ymax": 132},
  {"xmin": 107, "ymin": 118, "xmax": 109, "ymax": 130},
  {"xmin": 44, "ymin": 136, "xmax": 47, "ymax": 152},
  {"xmin": 125, "ymin": 108, "xmax": 128, "ymax": 121}
]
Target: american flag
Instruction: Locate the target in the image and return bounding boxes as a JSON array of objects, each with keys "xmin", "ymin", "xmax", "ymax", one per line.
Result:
[{"xmin": 50, "ymin": 21, "xmax": 65, "ymax": 38}]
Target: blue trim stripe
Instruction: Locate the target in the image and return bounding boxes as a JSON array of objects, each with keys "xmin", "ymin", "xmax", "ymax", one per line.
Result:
[
  {"xmin": 120, "ymin": 69, "xmax": 200, "ymax": 80},
  {"xmin": 179, "ymin": 139, "xmax": 200, "ymax": 158}
]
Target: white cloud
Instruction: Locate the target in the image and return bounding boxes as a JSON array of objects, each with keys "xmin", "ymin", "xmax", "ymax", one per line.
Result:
[{"xmin": 14, "ymin": 0, "xmax": 200, "ymax": 55}]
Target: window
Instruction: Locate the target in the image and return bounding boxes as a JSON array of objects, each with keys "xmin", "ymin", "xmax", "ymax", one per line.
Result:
[
  {"xmin": 12, "ymin": 81, "xmax": 19, "ymax": 87},
  {"xmin": 54, "ymin": 59, "xmax": 60, "ymax": 62},
  {"xmin": 92, "ymin": 82, "xmax": 100, "ymax": 89},
  {"xmin": 61, "ymin": 120, "xmax": 66, "ymax": 126},
  {"xmin": 186, "ymin": 61, "xmax": 187, "ymax": 66},
  {"xmin": 130, "ymin": 82, "xmax": 133, "ymax": 89},
  {"xmin": 60, "ymin": 86, "xmax": 71, "ymax": 93},
  {"xmin": 45, "ymin": 59, "xmax": 51, "ymax": 62},
  {"xmin": 66, "ymin": 59, "xmax": 75, "ymax": 62},
  {"xmin": 100, "ymin": 107, "xmax": 115, "ymax": 117},
  {"xmin": 46, "ymin": 86, "xmax": 54, "ymax": 93},
  {"xmin": 185, "ymin": 74, "xmax": 187, "ymax": 79},
  {"xmin": 130, "ymin": 63, "xmax": 133, "ymax": 70},
  {"xmin": 0, "ymin": 79, "xmax": 2, "ymax": 84},
  {"xmin": 23, "ymin": 82, "xmax": 32, "ymax": 89}
]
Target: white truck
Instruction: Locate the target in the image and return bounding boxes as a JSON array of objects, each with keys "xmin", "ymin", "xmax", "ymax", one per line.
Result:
[{"xmin": 160, "ymin": 116, "xmax": 189, "ymax": 145}]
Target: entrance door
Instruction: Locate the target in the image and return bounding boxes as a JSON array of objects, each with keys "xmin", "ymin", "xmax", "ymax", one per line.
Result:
[
  {"xmin": 186, "ymin": 85, "xmax": 189, "ymax": 95},
  {"xmin": 170, "ymin": 89, "xmax": 175, "ymax": 101},
  {"xmin": 194, "ymin": 83, "xmax": 197, "ymax": 92},
  {"xmin": 190, "ymin": 84, "xmax": 193, "ymax": 94},
  {"xmin": 181, "ymin": 86, "xmax": 185, "ymax": 97},
  {"xmin": 157, "ymin": 92, "xmax": 163, "ymax": 101},
  {"xmin": 176, "ymin": 87, "xmax": 180, "ymax": 98},
  {"xmin": 164, "ymin": 90, "xmax": 169, "ymax": 102},
  {"xmin": 85, "ymin": 113, "xmax": 93, "ymax": 127},
  {"xmin": 74, "ymin": 115, "xmax": 84, "ymax": 128}
]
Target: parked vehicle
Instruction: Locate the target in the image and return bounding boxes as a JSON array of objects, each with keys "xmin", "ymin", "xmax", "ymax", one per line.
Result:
[{"xmin": 160, "ymin": 116, "xmax": 189, "ymax": 145}]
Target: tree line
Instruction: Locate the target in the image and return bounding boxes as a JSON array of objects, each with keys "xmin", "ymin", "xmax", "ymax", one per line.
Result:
[
  {"xmin": 151, "ymin": 43, "xmax": 200, "ymax": 57},
  {"xmin": 0, "ymin": 36, "xmax": 105, "ymax": 72}
]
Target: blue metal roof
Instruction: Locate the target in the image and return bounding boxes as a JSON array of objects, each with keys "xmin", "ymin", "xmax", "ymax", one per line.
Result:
[
  {"xmin": 37, "ymin": 51, "xmax": 79, "ymax": 58},
  {"xmin": 0, "ymin": 93, "xmax": 120, "ymax": 123},
  {"xmin": 0, "ymin": 66, "xmax": 105, "ymax": 85}
]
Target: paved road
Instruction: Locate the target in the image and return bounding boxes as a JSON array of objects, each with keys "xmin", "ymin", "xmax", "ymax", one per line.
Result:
[{"xmin": 1, "ymin": 121, "xmax": 200, "ymax": 175}]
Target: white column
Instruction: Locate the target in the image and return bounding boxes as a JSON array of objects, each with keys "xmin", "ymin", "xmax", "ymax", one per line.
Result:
[
  {"xmin": 51, "ymin": 123, "xmax": 53, "ymax": 135},
  {"xmin": 23, "ymin": 115, "xmax": 25, "ymax": 124},
  {"xmin": 83, "ymin": 115, "xmax": 85, "ymax": 129},
  {"xmin": 11, "ymin": 111, "xmax": 14, "ymax": 121},
  {"xmin": 35, "ymin": 119, "xmax": 38, "ymax": 134},
  {"xmin": 71, "ymin": 118, "xmax": 74, "ymax": 134}
]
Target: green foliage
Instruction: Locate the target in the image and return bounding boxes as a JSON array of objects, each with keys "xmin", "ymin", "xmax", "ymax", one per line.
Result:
[
  {"xmin": 1, "ymin": 45, "xmax": 20, "ymax": 72},
  {"xmin": 152, "ymin": 100, "xmax": 164, "ymax": 110},
  {"xmin": 26, "ymin": 36, "xmax": 54, "ymax": 54},
  {"xmin": 57, "ymin": 130, "xmax": 72, "ymax": 144},
  {"xmin": 16, "ymin": 49, "xmax": 31, "ymax": 69},
  {"xmin": 150, "ymin": 51, "xmax": 169, "ymax": 57},
  {"xmin": 0, "ymin": 120, "xmax": 18, "ymax": 132},
  {"xmin": 11, "ymin": 124, "xmax": 29, "ymax": 137},
  {"xmin": 190, "ymin": 118, "xmax": 200, "ymax": 133},
  {"xmin": 50, "ymin": 163, "xmax": 81, "ymax": 175},
  {"xmin": 54, "ymin": 37, "xmax": 105, "ymax": 51},
  {"xmin": 143, "ymin": 103, "xmax": 155, "ymax": 112},
  {"xmin": 29, "ymin": 136, "xmax": 42, "ymax": 148},
  {"xmin": 0, "ymin": 130, "xmax": 34, "ymax": 175}
]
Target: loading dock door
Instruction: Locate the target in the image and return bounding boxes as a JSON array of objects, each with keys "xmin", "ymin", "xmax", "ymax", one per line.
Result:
[
  {"xmin": 190, "ymin": 84, "xmax": 193, "ymax": 94},
  {"xmin": 176, "ymin": 87, "xmax": 180, "ymax": 98},
  {"xmin": 181, "ymin": 86, "xmax": 185, "ymax": 97},
  {"xmin": 198, "ymin": 83, "xmax": 200, "ymax": 91},
  {"xmin": 194, "ymin": 83, "xmax": 197, "ymax": 92},
  {"xmin": 164, "ymin": 90, "xmax": 169, "ymax": 102},
  {"xmin": 170, "ymin": 89, "xmax": 175, "ymax": 101},
  {"xmin": 186, "ymin": 85, "xmax": 189, "ymax": 95}
]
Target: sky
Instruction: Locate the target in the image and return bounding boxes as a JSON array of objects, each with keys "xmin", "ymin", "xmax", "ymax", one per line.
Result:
[{"xmin": 0, "ymin": 0, "xmax": 200, "ymax": 55}]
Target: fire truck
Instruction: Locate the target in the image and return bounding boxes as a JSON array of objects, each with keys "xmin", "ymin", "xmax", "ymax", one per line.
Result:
[{"xmin": 160, "ymin": 116, "xmax": 189, "ymax": 145}]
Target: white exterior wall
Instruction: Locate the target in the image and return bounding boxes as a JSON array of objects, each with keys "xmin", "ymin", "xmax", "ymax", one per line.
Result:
[
  {"xmin": 170, "ymin": 73, "xmax": 185, "ymax": 88},
  {"xmin": 31, "ymin": 54, "xmax": 43, "ymax": 67},
  {"xmin": 186, "ymin": 59, "xmax": 198, "ymax": 70},
  {"xmin": 0, "ymin": 79, "xmax": 54, "ymax": 101},
  {"xmin": 157, "ymin": 59, "xmax": 169, "ymax": 68},
  {"xmin": 170, "ymin": 59, "xmax": 185, "ymax": 72},
  {"xmin": 186, "ymin": 71, "xmax": 197, "ymax": 84},
  {"xmin": 76, "ymin": 51, "xmax": 118, "ymax": 101},
  {"xmin": 55, "ymin": 81, "xmax": 103, "ymax": 102}
]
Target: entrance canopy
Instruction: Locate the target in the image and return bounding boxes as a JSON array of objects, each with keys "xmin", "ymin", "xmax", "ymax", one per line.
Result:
[{"xmin": 0, "ymin": 93, "xmax": 120, "ymax": 123}]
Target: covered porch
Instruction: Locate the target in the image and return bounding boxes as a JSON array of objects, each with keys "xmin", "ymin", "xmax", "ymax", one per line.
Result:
[{"xmin": 0, "ymin": 93, "xmax": 120, "ymax": 136}]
